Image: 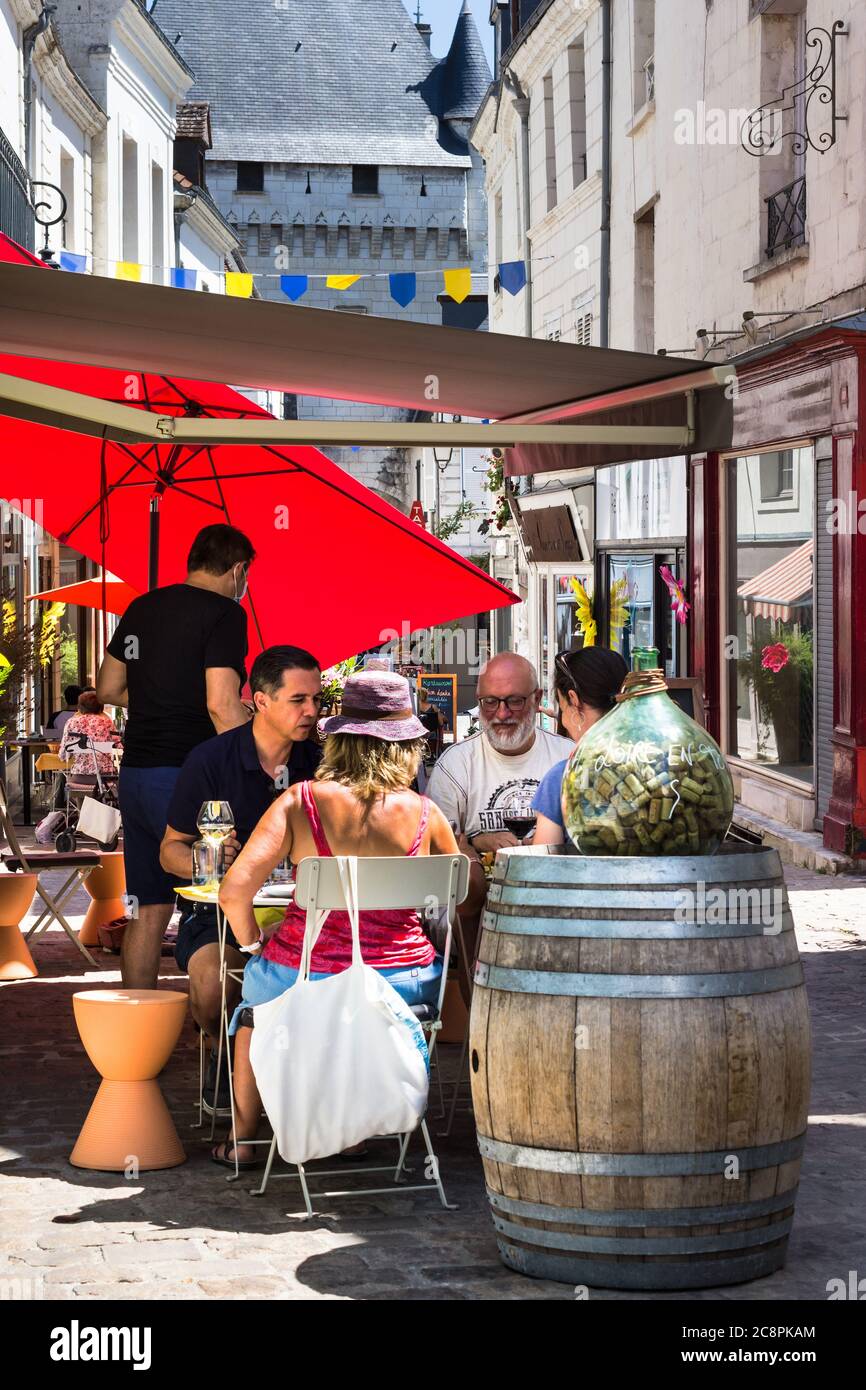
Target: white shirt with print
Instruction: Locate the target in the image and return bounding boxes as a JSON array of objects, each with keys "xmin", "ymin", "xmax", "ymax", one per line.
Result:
[{"xmin": 426, "ymin": 728, "xmax": 574, "ymax": 836}]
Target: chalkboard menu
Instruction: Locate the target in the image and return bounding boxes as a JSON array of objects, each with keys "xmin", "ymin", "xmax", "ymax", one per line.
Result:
[{"xmin": 417, "ymin": 674, "xmax": 457, "ymax": 744}]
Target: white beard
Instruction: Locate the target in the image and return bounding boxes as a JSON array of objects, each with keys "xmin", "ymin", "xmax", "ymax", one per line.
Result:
[{"xmin": 483, "ymin": 711, "xmax": 537, "ymax": 753}]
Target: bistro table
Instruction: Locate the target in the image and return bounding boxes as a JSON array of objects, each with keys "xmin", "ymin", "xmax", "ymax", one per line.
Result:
[{"xmin": 175, "ymin": 880, "xmax": 294, "ymax": 1179}]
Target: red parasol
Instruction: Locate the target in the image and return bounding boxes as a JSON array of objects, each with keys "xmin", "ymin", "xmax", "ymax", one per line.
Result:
[
  {"xmin": 0, "ymin": 244, "xmax": 516, "ymax": 666},
  {"xmin": 28, "ymin": 578, "xmax": 140, "ymax": 616}
]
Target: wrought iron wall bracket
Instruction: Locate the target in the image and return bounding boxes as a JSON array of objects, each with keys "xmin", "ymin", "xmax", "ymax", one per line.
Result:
[
  {"xmin": 28, "ymin": 178, "xmax": 67, "ymax": 263},
  {"xmin": 742, "ymin": 22, "xmax": 847, "ymax": 158}
]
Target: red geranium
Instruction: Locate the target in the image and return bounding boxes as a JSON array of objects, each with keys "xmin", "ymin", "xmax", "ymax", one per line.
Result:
[{"xmin": 761, "ymin": 642, "xmax": 790, "ymax": 673}]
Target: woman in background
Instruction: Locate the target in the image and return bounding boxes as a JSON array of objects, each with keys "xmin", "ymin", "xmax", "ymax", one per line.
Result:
[{"xmin": 532, "ymin": 647, "xmax": 628, "ymax": 847}]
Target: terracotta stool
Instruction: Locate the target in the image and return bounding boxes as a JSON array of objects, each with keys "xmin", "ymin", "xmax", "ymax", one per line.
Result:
[
  {"xmin": 80, "ymin": 852, "xmax": 127, "ymax": 947},
  {"xmin": 0, "ymin": 873, "xmax": 38, "ymax": 980},
  {"xmin": 70, "ymin": 989, "xmax": 188, "ymax": 1171}
]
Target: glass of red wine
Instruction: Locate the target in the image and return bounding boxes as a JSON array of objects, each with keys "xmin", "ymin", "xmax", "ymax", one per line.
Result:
[{"xmin": 502, "ymin": 810, "xmax": 537, "ymax": 841}]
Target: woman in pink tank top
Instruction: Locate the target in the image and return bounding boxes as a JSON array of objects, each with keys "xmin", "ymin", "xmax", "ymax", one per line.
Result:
[{"xmin": 214, "ymin": 671, "xmax": 461, "ymax": 1169}]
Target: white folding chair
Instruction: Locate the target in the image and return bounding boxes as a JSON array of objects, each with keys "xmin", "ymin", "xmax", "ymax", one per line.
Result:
[{"xmin": 249, "ymin": 852, "xmax": 469, "ymax": 1217}]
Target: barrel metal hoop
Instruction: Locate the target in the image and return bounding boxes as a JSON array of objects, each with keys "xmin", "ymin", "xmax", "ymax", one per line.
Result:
[
  {"xmin": 495, "ymin": 848, "xmax": 781, "ymax": 887},
  {"xmin": 493, "ymin": 1213, "xmax": 793, "ymax": 1256},
  {"xmin": 473, "ymin": 961, "xmax": 804, "ymax": 997},
  {"xmin": 483, "ymin": 914, "xmax": 793, "ymax": 940},
  {"xmin": 493, "ymin": 885, "xmax": 786, "ymax": 914},
  {"xmin": 486, "ymin": 1187, "xmax": 799, "ymax": 1228},
  {"xmin": 497, "ymin": 1242, "xmax": 789, "ymax": 1291},
  {"xmin": 478, "ymin": 1132, "xmax": 807, "ymax": 1175}
]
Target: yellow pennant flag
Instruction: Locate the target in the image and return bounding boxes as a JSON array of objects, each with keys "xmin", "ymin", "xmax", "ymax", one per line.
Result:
[
  {"xmin": 115, "ymin": 262, "xmax": 141, "ymax": 282},
  {"xmin": 326, "ymin": 274, "xmax": 361, "ymax": 290},
  {"xmin": 225, "ymin": 272, "xmax": 254, "ymax": 298},
  {"xmin": 443, "ymin": 267, "xmax": 472, "ymax": 303}
]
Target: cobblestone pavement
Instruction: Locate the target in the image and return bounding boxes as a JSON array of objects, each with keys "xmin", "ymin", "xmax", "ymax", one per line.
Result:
[{"xmin": 1, "ymin": 861, "xmax": 864, "ymax": 1302}]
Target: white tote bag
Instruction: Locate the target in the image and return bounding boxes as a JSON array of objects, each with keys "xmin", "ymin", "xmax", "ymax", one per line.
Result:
[{"xmin": 249, "ymin": 855, "xmax": 430, "ymax": 1165}]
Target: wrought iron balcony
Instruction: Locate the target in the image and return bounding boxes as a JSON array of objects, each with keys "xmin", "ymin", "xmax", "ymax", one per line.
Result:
[
  {"xmin": 0, "ymin": 126, "xmax": 35, "ymax": 251},
  {"xmin": 765, "ymin": 175, "xmax": 806, "ymax": 258}
]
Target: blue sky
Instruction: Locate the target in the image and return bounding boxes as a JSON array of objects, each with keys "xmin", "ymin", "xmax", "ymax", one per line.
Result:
[{"xmin": 400, "ymin": 0, "xmax": 494, "ymax": 63}]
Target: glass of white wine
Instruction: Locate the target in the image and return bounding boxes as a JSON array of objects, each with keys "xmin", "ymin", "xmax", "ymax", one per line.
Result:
[{"xmin": 196, "ymin": 800, "xmax": 235, "ymax": 848}]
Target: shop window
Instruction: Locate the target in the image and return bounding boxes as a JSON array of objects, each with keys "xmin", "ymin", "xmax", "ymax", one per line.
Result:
[
  {"xmin": 728, "ymin": 447, "xmax": 814, "ymax": 783},
  {"xmin": 599, "ymin": 550, "xmax": 683, "ymax": 678}
]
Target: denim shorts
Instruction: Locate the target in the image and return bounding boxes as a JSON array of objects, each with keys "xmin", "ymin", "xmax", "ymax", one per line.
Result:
[
  {"xmin": 118, "ymin": 765, "xmax": 182, "ymax": 907},
  {"xmin": 228, "ymin": 953, "xmax": 443, "ymax": 1034}
]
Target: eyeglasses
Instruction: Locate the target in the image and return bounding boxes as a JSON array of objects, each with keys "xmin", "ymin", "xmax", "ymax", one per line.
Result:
[{"xmin": 478, "ymin": 695, "xmax": 532, "ymax": 713}]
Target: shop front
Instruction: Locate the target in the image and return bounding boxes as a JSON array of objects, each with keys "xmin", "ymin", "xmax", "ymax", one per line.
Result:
[{"xmin": 689, "ymin": 326, "xmax": 866, "ymax": 858}]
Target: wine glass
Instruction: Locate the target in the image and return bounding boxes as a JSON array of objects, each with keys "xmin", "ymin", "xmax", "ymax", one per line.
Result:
[{"xmin": 196, "ymin": 800, "xmax": 235, "ymax": 848}]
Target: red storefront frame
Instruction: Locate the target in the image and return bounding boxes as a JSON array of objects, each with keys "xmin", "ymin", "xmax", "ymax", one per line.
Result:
[{"xmin": 689, "ymin": 328, "xmax": 866, "ymax": 859}]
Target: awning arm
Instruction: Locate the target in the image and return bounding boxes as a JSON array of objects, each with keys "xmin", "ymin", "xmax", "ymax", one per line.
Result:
[
  {"xmin": 497, "ymin": 364, "xmax": 735, "ymax": 426},
  {"xmin": 0, "ymin": 372, "xmax": 695, "ymax": 448}
]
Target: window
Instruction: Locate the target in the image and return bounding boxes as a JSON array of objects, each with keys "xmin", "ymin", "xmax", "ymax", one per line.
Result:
[
  {"xmin": 567, "ymin": 42, "xmax": 587, "ymax": 189},
  {"xmin": 542, "ymin": 73, "xmax": 557, "ymax": 213},
  {"xmin": 121, "ymin": 136, "xmax": 138, "ymax": 263},
  {"xmin": 759, "ymin": 450, "xmax": 795, "ymax": 502},
  {"xmin": 634, "ymin": 203, "xmax": 655, "ymax": 353},
  {"xmin": 236, "ymin": 161, "xmax": 264, "ymax": 192},
  {"xmin": 574, "ymin": 311, "xmax": 593, "ymax": 346},
  {"xmin": 602, "ymin": 551, "xmax": 683, "ymax": 678},
  {"xmin": 728, "ymin": 447, "xmax": 814, "ymax": 782},
  {"xmin": 632, "ymin": 0, "xmax": 656, "ymax": 112},
  {"xmin": 352, "ymin": 165, "xmax": 379, "ymax": 196},
  {"xmin": 151, "ymin": 163, "xmax": 164, "ymax": 284},
  {"xmin": 493, "ymin": 190, "xmax": 503, "ymax": 270},
  {"xmin": 59, "ymin": 151, "xmax": 75, "ymax": 248}
]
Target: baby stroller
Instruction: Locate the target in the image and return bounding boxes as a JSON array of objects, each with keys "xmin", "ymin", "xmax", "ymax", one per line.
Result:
[{"xmin": 53, "ymin": 733, "xmax": 122, "ymax": 853}]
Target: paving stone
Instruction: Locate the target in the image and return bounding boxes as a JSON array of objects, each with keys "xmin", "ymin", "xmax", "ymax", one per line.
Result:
[{"xmin": 3, "ymin": 862, "xmax": 865, "ymax": 1301}]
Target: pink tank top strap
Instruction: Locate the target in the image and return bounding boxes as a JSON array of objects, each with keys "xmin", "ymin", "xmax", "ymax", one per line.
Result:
[
  {"xmin": 408, "ymin": 796, "xmax": 431, "ymax": 856},
  {"xmin": 300, "ymin": 780, "xmax": 332, "ymax": 856}
]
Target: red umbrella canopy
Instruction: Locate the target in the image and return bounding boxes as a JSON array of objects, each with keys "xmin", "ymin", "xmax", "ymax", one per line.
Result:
[
  {"xmin": 0, "ymin": 350, "xmax": 515, "ymax": 665},
  {"xmin": 29, "ymin": 577, "xmax": 141, "ymax": 615},
  {"xmin": 0, "ymin": 232, "xmax": 46, "ymax": 267}
]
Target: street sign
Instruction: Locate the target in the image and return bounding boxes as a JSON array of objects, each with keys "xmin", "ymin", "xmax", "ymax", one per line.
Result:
[{"xmin": 409, "ymin": 500, "xmax": 425, "ymax": 526}]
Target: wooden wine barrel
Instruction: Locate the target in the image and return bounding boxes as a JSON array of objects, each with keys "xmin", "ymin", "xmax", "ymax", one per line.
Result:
[{"xmin": 470, "ymin": 845, "xmax": 811, "ymax": 1291}]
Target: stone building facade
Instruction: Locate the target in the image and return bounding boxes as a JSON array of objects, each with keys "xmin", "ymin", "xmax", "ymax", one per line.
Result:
[{"xmin": 154, "ymin": 0, "xmax": 491, "ymax": 509}]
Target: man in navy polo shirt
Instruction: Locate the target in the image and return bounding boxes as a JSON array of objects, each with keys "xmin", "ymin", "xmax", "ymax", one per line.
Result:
[{"xmin": 160, "ymin": 645, "xmax": 322, "ymax": 1097}]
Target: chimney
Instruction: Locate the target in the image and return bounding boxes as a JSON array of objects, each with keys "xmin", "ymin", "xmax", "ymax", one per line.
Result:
[{"xmin": 416, "ymin": 21, "xmax": 432, "ymax": 48}]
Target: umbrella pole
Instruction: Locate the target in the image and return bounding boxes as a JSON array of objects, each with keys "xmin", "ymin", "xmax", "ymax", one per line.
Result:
[{"xmin": 148, "ymin": 492, "xmax": 161, "ymax": 591}]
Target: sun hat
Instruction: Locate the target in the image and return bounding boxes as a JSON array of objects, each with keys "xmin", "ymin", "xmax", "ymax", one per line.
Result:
[{"xmin": 318, "ymin": 671, "xmax": 428, "ymax": 742}]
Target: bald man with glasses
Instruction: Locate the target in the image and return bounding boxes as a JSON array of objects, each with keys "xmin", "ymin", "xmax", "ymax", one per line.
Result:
[{"xmin": 426, "ymin": 653, "xmax": 573, "ymax": 1000}]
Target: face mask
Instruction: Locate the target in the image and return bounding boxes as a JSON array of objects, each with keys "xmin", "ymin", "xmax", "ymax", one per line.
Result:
[{"xmin": 233, "ymin": 565, "xmax": 248, "ymax": 603}]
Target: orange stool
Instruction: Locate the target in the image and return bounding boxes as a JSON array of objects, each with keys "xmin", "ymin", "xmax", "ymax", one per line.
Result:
[
  {"xmin": 80, "ymin": 852, "xmax": 127, "ymax": 947},
  {"xmin": 0, "ymin": 873, "xmax": 38, "ymax": 980},
  {"xmin": 70, "ymin": 989, "xmax": 188, "ymax": 1171}
]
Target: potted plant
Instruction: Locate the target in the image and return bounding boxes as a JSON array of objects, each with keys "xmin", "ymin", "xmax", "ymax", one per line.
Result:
[
  {"xmin": 738, "ymin": 630, "xmax": 813, "ymax": 766},
  {"xmin": 318, "ymin": 656, "xmax": 361, "ymax": 716}
]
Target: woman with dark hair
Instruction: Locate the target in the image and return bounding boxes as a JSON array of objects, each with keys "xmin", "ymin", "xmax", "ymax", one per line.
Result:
[{"xmin": 531, "ymin": 646, "xmax": 628, "ymax": 847}]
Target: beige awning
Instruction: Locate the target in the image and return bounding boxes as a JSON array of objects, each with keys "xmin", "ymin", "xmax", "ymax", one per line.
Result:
[
  {"xmin": 737, "ymin": 540, "xmax": 813, "ymax": 622},
  {"xmin": 0, "ymin": 263, "xmax": 735, "ymax": 457}
]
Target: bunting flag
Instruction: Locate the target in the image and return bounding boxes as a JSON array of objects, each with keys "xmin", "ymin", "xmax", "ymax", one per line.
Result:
[
  {"xmin": 280, "ymin": 274, "xmax": 309, "ymax": 301},
  {"xmin": 170, "ymin": 267, "xmax": 197, "ymax": 290},
  {"xmin": 443, "ymin": 267, "xmax": 472, "ymax": 303},
  {"xmin": 326, "ymin": 274, "xmax": 361, "ymax": 290},
  {"xmin": 115, "ymin": 262, "xmax": 141, "ymax": 282},
  {"xmin": 498, "ymin": 260, "xmax": 527, "ymax": 296},
  {"xmin": 389, "ymin": 272, "xmax": 417, "ymax": 307},
  {"xmin": 60, "ymin": 250, "xmax": 87, "ymax": 273},
  {"xmin": 225, "ymin": 272, "xmax": 254, "ymax": 298}
]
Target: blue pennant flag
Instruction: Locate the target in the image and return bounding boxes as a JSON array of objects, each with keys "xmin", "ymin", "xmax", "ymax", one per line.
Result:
[
  {"xmin": 389, "ymin": 272, "xmax": 416, "ymax": 308},
  {"xmin": 170, "ymin": 267, "xmax": 197, "ymax": 290},
  {"xmin": 59, "ymin": 251, "xmax": 87, "ymax": 273},
  {"xmin": 498, "ymin": 260, "xmax": 527, "ymax": 296},
  {"xmin": 281, "ymin": 275, "xmax": 308, "ymax": 301}
]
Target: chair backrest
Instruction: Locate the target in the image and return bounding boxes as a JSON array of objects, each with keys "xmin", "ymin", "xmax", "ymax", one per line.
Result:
[{"xmin": 295, "ymin": 854, "xmax": 469, "ymax": 922}]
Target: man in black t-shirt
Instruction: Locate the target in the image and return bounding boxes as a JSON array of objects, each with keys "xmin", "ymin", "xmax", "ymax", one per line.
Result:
[
  {"xmin": 96, "ymin": 523, "xmax": 256, "ymax": 989},
  {"xmin": 159, "ymin": 646, "xmax": 322, "ymax": 1102}
]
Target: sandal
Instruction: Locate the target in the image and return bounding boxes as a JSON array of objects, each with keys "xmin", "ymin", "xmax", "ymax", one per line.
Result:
[
  {"xmin": 337, "ymin": 1143, "xmax": 370, "ymax": 1161},
  {"xmin": 210, "ymin": 1137, "xmax": 263, "ymax": 1172}
]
